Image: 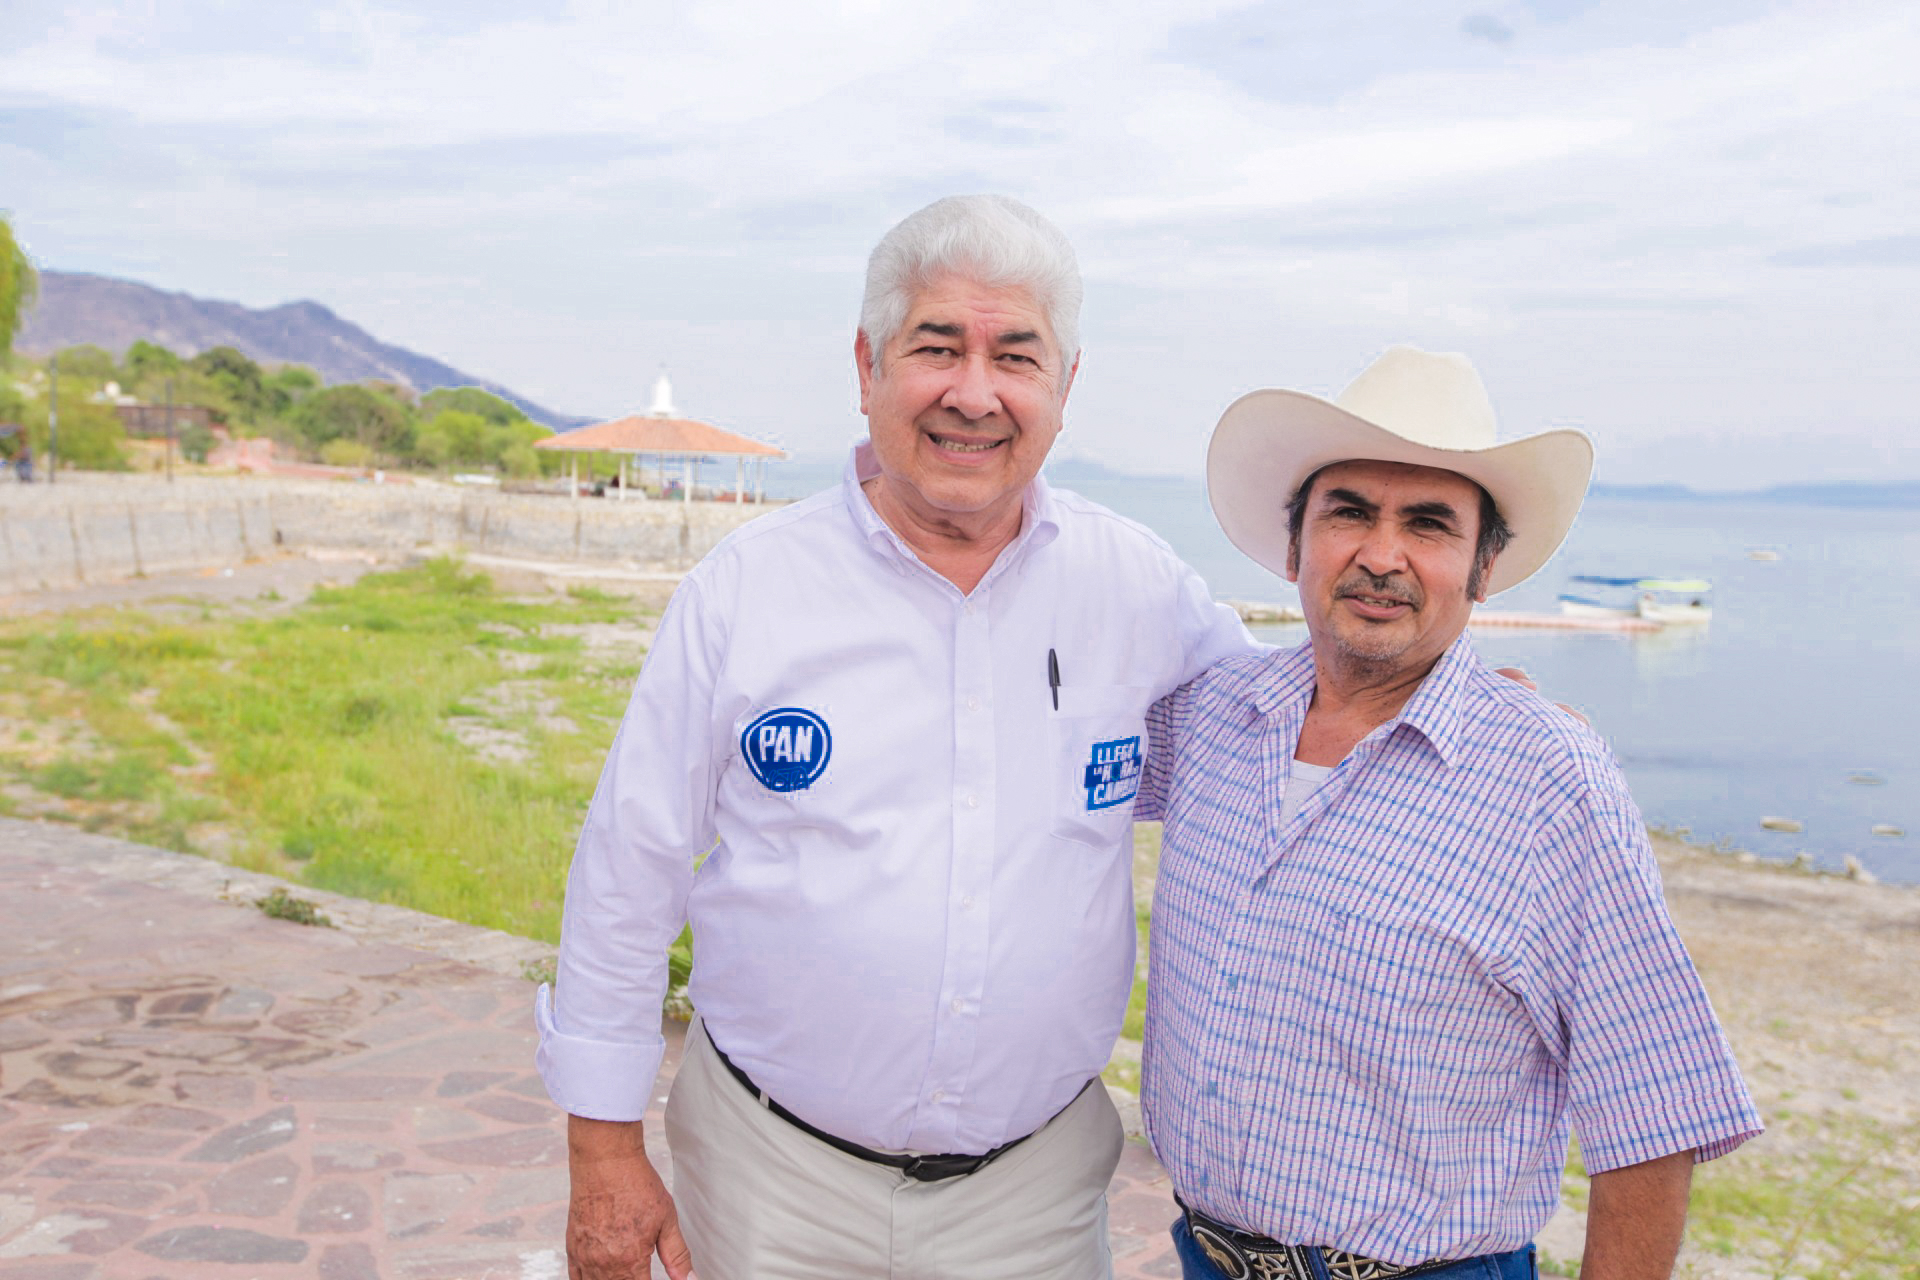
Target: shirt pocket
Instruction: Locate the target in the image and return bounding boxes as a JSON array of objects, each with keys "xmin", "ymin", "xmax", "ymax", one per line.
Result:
[
  {"xmin": 1048, "ymin": 684, "xmax": 1151, "ymax": 848},
  {"xmin": 1300, "ymin": 909, "xmax": 1529, "ymax": 1107}
]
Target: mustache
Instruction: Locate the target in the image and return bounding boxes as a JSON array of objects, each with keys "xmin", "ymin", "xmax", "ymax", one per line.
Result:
[{"xmin": 1334, "ymin": 573, "xmax": 1419, "ymax": 607}]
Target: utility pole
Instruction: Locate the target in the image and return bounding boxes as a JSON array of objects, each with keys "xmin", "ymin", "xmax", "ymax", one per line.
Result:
[
  {"xmin": 47, "ymin": 354, "xmax": 58, "ymax": 485},
  {"xmin": 164, "ymin": 377, "xmax": 174, "ymax": 482}
]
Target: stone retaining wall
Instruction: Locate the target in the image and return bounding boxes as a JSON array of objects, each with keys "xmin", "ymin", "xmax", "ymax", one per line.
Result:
[{"xmin": 0, "ymin": 476, "xmax": 772, "ymax": 593}]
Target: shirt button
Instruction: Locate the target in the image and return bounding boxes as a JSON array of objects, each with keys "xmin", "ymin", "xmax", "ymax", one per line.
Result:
[
  {"xmin": 965, "ymin": 794, "xmax": 979, "ymax": 809},
  {"xmin": 966, "ymin": 695, "xmax": 980, "ymax": 712},
  {"xmin": 950, "ymin": 997, "xmax": 965, "ymax": 1014},
  {"xmin": 931, "ymin": 1089, "xmax": 947, "ymax": 1103},
  {"xmin": 960, "ymin": 895, "xmax": 975, "ymax": 910}
]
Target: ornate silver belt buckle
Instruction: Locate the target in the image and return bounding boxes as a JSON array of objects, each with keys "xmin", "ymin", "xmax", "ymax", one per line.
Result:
[
  {"xmin": 1324, "ymin": 1248, "xmax": 1423, "ymax": 1280},
  {"xmin": 1191, "ymin": 1221, "xmax": 1310, "ymax": 1280}
]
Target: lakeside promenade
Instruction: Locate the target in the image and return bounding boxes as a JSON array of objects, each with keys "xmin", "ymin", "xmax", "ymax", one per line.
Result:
[{"xmin": 0, "ymin": 818, "xmax": 1187, "ymax": 1278}]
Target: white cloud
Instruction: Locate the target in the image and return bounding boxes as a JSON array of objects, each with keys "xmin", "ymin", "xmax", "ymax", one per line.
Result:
[{"xmin": 1, "ymin": 0, "xmax": 1915, "ymax": 483}]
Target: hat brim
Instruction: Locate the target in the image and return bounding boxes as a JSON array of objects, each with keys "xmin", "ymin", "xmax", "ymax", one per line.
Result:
[{"xmin": 1206, "ymin": 389, "xmax": 1594, "ymax": 598}]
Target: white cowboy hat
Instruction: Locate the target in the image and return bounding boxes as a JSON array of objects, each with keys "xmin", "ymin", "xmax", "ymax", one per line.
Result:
[{"xmin": 1206, "ymin": 345, "xmax": 1594, "ymax": 597}]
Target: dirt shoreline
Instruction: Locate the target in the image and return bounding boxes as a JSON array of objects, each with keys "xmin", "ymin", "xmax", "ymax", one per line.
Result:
[{"xmin": 1542, "ymin": 834, "xmax": 1920, "ymax": 1276}]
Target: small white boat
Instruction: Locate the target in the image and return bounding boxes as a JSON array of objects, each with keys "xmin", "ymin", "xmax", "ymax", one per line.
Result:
[
  {"xmin": 1558, "ymin": 593, "xmax": 1636, "ymax": 619},
  {"xmin": 1565, "ymin": 576, "xmax": 1712, "ymax": 627},
  {"xmin": 1637, "ymin": 594, "xmax": 1713, "ymax": 625}
]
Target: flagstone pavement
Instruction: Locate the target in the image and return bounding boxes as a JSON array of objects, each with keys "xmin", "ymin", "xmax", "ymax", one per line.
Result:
[{"xmin": 0, "ymin": 818, "xmax": 1185, "ymax": 1279}]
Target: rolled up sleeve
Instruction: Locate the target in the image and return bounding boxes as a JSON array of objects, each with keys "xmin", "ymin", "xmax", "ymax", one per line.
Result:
[{"xmin": 535, "ymin": 575, "xmax": 726, "ymax": 1121}]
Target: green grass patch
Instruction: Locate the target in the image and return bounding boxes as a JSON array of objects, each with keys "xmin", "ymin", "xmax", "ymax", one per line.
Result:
[
  {"xmin": 0, "ymin": 558, "xmax": 652, "ymax": 946},
  {"xmin": 35, "ymin": 756, "xmax": 98, "ymax": 798},
  {"xmin": 1685, "ymin": 1113, "xmax": 1919, "ymax": 1278},
  {"xmin": 256, "ymin": 887, "xmax": 334, "ymax": 928}
]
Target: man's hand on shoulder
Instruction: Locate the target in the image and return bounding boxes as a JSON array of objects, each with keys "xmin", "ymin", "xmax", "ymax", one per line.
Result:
[
  {"xmin": 567, "ymin": 1116, "xmax": 694, "ymax": 1280},
  {"xmin": 1493, "ymin": 665, "xmax": 1591, "ymax": 727}
]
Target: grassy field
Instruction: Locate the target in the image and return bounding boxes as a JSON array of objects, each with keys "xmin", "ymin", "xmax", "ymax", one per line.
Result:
[
  {"xmin": 2, "ymin": 562, "xmax": 1911, "ymax": 1277},
  {"xmin": 0, "ymin": 560, "xmax": 644, "ymax": 943}
]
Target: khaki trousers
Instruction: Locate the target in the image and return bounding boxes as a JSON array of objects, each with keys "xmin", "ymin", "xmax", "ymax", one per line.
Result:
[{"xmin": 664, "ymin": 1023, "xmax": 1123, "ymax": 1280}]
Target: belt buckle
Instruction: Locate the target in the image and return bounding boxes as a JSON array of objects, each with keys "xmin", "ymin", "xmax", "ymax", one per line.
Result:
[
  {"xmin": 1323, "ymin": 1249, "xmax": 1425, "ymax": 1280},
  {"xmin": 901, "ymin": 1153, "xmax": 986, "ymax": 1182},
  {"xmin": 1189, "ymin": 1221, "xmax": 1312, "ymax": 1280}
]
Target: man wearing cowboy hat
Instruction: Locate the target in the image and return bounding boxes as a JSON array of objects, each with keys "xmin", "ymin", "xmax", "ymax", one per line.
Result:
[{"xmin": 1136, "ymin": 347, "xmax": 1761, "ymax": 1280}]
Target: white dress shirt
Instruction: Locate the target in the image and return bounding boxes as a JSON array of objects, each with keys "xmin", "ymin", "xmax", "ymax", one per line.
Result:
[{"xmin": 537, "ymin": 443, "xmax": 1254, "ymax": 1155}]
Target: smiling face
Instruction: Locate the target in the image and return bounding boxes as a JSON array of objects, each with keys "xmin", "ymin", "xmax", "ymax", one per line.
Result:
[
  {"xmin": 855, "ymin": 273, "xmax": 1076, "ymax": 539},
  {"xmin": 1287, "ymin": 459, "xmax": 1492, "ymax": 679}
]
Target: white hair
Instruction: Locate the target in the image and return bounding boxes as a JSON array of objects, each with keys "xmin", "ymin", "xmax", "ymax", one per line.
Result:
[{"xmin": 860, "ymin": 195, "xmax": 1082, "ymax": 381}]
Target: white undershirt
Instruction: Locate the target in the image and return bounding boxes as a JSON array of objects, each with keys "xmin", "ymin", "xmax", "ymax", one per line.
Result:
[{"xmin": 1278, "ymin": 758, "xmax": 1335, "ymax": 830}]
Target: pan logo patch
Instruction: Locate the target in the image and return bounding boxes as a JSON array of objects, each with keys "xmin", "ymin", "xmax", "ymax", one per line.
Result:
[{"xmin": 742, "ymin": 708, "xmax": 833, "ymax": 793}]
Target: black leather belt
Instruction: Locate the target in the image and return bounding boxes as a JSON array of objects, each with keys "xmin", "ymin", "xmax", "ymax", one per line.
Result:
[
  {"xmin": 706, "ymin": 1027, "xmax": 1037, "ymax": 1182},
  {"xmin": 1180, "ymin": 1199, "xmax": 1455, "ymax": 1280}
]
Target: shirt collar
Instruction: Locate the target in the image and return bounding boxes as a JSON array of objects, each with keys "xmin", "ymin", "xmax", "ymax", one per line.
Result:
[
  {"xmin": 1393, "ymin": 631, "xmax": 1476, "ymax": 767},
  {"xmin": 1245, "ymin": 629, "xmax": 1477, "ymax": 768},
  {"xmin": 840, "ymin": 440, "xmax": 1062, "ymax": 581}
]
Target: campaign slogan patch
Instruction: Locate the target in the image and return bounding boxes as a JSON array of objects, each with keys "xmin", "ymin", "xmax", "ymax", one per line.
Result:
[
  {"xmin": 741, "ymin": 708, "xmax": 833, "ymax": 793},
  {"xmin": 1083, "ymin": 735, "xmax": 1142, "ymax": 811}
]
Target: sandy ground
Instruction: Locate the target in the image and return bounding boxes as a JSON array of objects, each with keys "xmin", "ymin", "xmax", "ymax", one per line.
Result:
[{"xmin": 1528, "ymin": 839, "xmax": 1919, "ymax": 1275}]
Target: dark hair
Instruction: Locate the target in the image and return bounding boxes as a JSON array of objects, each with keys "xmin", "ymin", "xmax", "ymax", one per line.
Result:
[{"xmin": 1285, "ymin": 463, "xmax": 1514, "ymax": 596}]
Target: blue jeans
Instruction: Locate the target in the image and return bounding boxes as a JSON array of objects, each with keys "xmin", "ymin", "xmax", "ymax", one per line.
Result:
[{"xmin": 1172, "ymin": 1217, "xmax": 1538, "ymax": 1280}]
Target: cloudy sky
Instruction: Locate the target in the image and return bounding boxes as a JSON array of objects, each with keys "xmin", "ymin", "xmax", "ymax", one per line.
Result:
[{"xmin": 2, "ymin": 0, "xmax": 1914, "ymax": 487}]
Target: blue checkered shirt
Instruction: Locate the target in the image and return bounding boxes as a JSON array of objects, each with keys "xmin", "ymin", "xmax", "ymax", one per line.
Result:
[{"xmin": 1137, "ymin": 634, "xmax": 1761, "ymax": 1263}]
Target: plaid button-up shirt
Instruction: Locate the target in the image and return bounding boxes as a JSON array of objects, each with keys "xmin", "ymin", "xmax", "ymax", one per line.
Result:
[{"xmin": 1137, "ymin": 634, "xmax": 1761, "ymax": 1263}]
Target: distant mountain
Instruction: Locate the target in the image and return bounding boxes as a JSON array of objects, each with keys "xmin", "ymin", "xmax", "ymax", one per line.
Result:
[
  {"xmin": 1592, "ymin": 481, "xmax": 1920, "ymax": 508},
  {"xmin": 16, "ymin": 270, "xmax": 593, "ymax": 430},
  {"xmin": 1055, "ymin": 462, "xmax": 1917, "ymax": 510}
]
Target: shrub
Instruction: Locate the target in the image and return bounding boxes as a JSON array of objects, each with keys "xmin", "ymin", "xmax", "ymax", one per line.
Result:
[
  {"xmin": 320, "ymin": 438, "xmax": 374, "ymax": 468},
  {"xmin": 179, "ymin": 422, "xmax": 216, "ymax": 463}
]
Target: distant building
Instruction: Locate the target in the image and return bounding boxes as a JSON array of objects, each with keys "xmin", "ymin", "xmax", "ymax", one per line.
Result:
[{"xmin": 113, "ymin": 403, "xmax": 224, "ymax": 437}]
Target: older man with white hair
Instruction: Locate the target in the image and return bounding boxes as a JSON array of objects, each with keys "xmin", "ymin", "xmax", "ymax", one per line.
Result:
[{"xmin": 537, "ymin": 196, "xmax": 1259, "ymax": 1279}]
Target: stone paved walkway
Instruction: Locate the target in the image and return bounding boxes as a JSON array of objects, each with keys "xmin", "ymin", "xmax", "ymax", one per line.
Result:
[{"xmin": 0, "ymin": 820, "xmax": 1185, "ymax": 1278}]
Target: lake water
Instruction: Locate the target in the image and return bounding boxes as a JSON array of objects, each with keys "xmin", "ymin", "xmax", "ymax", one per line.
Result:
[{"xmin": 766, "ymin": 459, "xmax": 1919, "ymax": 884}]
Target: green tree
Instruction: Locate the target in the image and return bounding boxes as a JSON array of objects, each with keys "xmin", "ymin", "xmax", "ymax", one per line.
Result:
[
  {"xmin": 291, "ymin": 384, "xmax": 414, "ymax": 456},
  {"xmin": 189, "ymin": 346, "xmax": 270, "ymax": 422},
  {"xmin": 55, "ymin": 344, "xmax": 118, "ymax": 382},
  {"xmin": 0, "ymin": 213, "xmax": 36, "ymax": 363},
  {"xmin": 267, "ymin": 364, "xmax": 320, "ymax": 411},
  {"xmin": 125, "ymin": 339, "xmax": 183, "ymax": 382},
  {"xmin": 420, "ymin": 386, "xmax": 525, "ymax": 426},
  {"xmin": 414, "ymin": 408, "xmax": 489, "ymax": 467},
  {"xmin": 19, "ymin": 394, "xmax": 128, "ymax": 470}
]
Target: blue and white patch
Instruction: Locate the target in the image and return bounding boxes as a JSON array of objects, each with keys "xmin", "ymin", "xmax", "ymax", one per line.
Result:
[
  {"xmin": 741, "ymin": 707, "xmax": 833, "ymax": 793},
  {"xmin": 1082, "ymin": 735, "xmax": 1142, "ymax": 811}
]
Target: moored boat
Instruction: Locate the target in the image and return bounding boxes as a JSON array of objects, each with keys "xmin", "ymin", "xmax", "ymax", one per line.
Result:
[
  {"xmin": 1637, "ymin": 594, "xmax": 1713, "ymax": 625},
  {"xmin": 1557, "ymin": 593, "xmax": 1637, "ymax": 618}
]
